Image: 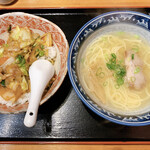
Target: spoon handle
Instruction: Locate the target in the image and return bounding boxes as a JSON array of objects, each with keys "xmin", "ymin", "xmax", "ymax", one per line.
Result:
[
  {"xmin": 24, "ymin": 59, "xmax": 54, "ymax": 127},
  {"xmin": 24, "ymin": 76, "xmax": 45, "ymax": 127},
  {"xmin": 24, "ymin": 93, "xmax": 42, "ymax": 127}
]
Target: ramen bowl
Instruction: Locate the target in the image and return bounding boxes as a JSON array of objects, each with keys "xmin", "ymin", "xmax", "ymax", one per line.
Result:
[
  {"xmin": 68, "ymin": 11, "xmax": 150, "ymax": 126},
  {"xmin": 0, "ymin": 12, "xmax": 69, "ymax": 113}
]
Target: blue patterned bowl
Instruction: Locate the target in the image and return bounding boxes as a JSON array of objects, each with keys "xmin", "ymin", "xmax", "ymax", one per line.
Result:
[{"xmin": 68, "ymin": 11, "xmax": 150, "ymax": 126}]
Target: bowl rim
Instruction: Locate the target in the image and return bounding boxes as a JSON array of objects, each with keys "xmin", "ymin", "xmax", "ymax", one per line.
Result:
[{"xmin": 67, "ymin": 10, "xmax": 150, "ymax": 126}]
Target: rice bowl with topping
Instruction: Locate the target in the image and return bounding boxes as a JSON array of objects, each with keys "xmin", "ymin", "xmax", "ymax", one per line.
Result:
[{"xmin": 0, "ymin": 12, "xmax": 69, "ymax": 113}]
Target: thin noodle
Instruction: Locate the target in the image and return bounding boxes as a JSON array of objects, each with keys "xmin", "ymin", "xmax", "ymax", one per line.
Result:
[{"xmin": 79, "ymin": 32, "xmax": 150, "ymax": 113}]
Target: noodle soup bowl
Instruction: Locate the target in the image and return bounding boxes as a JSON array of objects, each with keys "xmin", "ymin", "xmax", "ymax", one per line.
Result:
[{"xmin": 68, "ymin": 11, "xmax": 150, "ymax": 126}]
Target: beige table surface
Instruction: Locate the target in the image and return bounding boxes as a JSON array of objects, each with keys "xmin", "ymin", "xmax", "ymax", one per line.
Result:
[
  {"xmin": 1, "ymin": 0, "xmax": 150, "ymax": 149},
  {"xmin": 0, "ymin": 0, "xmax": 149, "ymax": 8}
]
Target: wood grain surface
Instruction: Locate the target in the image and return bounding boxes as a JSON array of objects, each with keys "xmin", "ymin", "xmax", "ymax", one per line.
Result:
[
  {"xmin": 0, "ymin": 0, "xmax": 149, "ymax": 9},
  {"xmin": 1, "ymin": 144, "xmax": 150, "ymax": 150},
  {"xmin": 0, "ymin": 0, "xmax": 150, "ymax": 149}
]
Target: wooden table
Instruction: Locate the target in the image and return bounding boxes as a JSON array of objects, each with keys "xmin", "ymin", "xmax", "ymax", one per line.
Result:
[
  {"xmin": 1, "ymin": 0, "xmax": 150, "ymax": 150},
  {"xmin": 0, "ymin": 0, "xmax": 150, "ymax": 8},
  {"xmin": 1, "ymin": 144, "xmax": 150, "ymax": 150}
]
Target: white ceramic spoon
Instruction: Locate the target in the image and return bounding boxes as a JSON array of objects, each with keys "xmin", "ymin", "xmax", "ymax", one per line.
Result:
[{"xmin": 24, "ymin": 59, "xmax": 54, "ymax": 127}]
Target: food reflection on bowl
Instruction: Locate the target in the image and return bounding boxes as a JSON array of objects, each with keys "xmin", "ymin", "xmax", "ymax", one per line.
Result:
[
  {"xmin": 68, "ymin": 11, "xmax": 150, "ymax": 126},
  {"xmin": 0, "ymin": 12, "xmax": 69, "ymax": 113}
]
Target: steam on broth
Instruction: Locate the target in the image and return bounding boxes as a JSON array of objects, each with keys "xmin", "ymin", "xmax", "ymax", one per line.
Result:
[{"xmin": 78, "ymin": 31, "xmax": 150, "ymax": 115}]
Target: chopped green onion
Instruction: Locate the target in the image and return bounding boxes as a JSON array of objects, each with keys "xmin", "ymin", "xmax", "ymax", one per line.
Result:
[
  {"xmin": 110, "ymin": 58, "xmax": 116, "ymax": 63},
  {"xmin": 3, "ymin": 44, "xmax": 9, "ymax": 47},
  {"xmin": 36, "ymin": 49, "xmax": 45, "ymax": 57},
  {"xmin": 15, "ymin": 55, "xmax": 26, "ymax": 72},
  {"xmin": 117, "ymin": 78, "xmax": 124, "ymax": 86},
  {"xmin": 120, "ymin": 68, "xmax": 126, "ymax": 76},
  {"xmin": 131, "ymin": 54, "xmax": 134, "ymax": 60},
  {"xmin": 0, "ymin": 80, "xmax": 5, "ymax": 87},
  {"xmin": 41, "ymin": 44, "xmax": 45, "ymax": 49},
  {"xmin": 130, "ymin": 76, "xmax": 136, "ymax": 82},
  {"xmin": 106, "ymin": 63, "xmax": 116, "ymax": 70},
  {"xmin": 134, "ymin": 66, "xmax": 140, "ymax": 74},
  {"xmin": 96, "ymin": 71, "xmax": 105, "ymax": 78},
  {"xmin": 36, "ymin": 48, "xmax": 39, "ymax": 52},
  {"xmin": 38, "ymin": 50, "xmax": 45, "ymax": 57},
  {"xmin": 115, "ymin": 68, "xmax": 121, "ymax": 75},
  {"xmin": 15, "ymin": 55, "xmax": 24, "ymax": 63},
  {"xmin": 132, "ymin": 45, "xmax": 139, "ymax": 53},
  {"xmin": 99, "ymin": 72, "xmax": 105, "ymax": 78},
  {"xmin": 96, "ymin": 67, "xmax": 102, "ymax": 76},
  {"xmin": 132, "ymin": 48, "xmax": 139, "ymax": 53},
  {"xmin": 103, "ymin": 81, "xmax": 108, "ymax": 87},
  {"xmin": 111, "ymin": 53, "xmax": 116, "ymax": 59},
  {"xmin": 19, "ymin": 59, "xmax": 26, "ymax": 67},
  {"xmin": 106, "ymin": 53, "xmax": 126, "ymax": 86}
]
